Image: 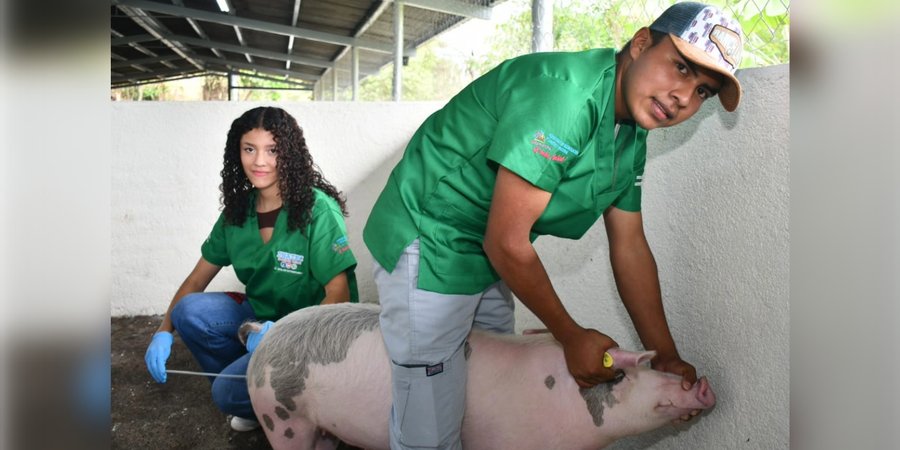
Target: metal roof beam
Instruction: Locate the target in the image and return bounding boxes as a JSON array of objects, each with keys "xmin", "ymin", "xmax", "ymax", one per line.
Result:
[
  {"xmin": 113, "ymin": 73, "xmax": 211, "ymax": 89},
  {"xmin": 286, "ymin": 0, "xmax": 302, "ymax": 70},
  {"xmin": 112, "ymin": 67, "xmax": 207, "ymax": 85},
  {"xmin": 403, "ymin": 0, "xmax": 492, "ymax": 20},
  {"xmin": 226, "ymin": 71, "xmax": 313, "ymax": 88},
  {"xmin": 111, "ymin": 34, "xmax": 158, "ymax": 47},
  {"xmin": 171, "ymin": 0, "xmax": 224, "ymax": 58},
  {"xmin": 164, "ymin": 33, "xmax": 334, "ymax": 69},
  {"xmin": 194, "ymin": 55, "xmax": 319, "ymax": 82},
  {"xmin": 117, "ymin": 4, "xmax": 205, "ymax": 71},
  {"xmin": 353, "ymin": 1, "xmax": 392, "ymax": 37},
  {"xmin": 114, "ymin": 70, "xmax": 313, "ymax": 90},
  {"xmin": 112, "ymin": 0, "xmax": 397, "ymax": 54},
  {"xmin": 111, "ymin": 54, "xmax": 184, "ymax": 70},
  {"xmin": 215, "ymin": 0, "xmax": 254, "ymax": 64},
  {"xmin": 111, "ymin": 28, "xmax": 165, "ymax": 61},
  {"xmin": 324, "ymin": 0, "xmax": 392, "ymax": 95}
]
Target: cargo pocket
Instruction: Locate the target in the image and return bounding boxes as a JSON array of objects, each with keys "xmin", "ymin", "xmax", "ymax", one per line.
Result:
[{"xmin": 396, "ymin": 376, "xmax": 440, "ymax": 447}]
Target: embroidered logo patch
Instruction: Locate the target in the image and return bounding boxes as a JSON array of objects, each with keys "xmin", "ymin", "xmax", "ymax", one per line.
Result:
[
  {"xmin": 274, "ymin": 251, "xmax": 304, "ymax": 275},
  {"xmin": 331, "ymin": 236, "xmax": 350, "ymax": 254},
  {"xmin": 709, "ymin": 24, "xmax": 742, "ymax": 69},
  {"xmin": 531, "ymin": 130, "xmax": 579, "ymax": 163}
]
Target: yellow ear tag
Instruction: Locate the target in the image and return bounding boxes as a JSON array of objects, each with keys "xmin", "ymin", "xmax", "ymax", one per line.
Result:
[{"xmin": 603, "ymin": 352, "xmax": 614, "ymax": 368}]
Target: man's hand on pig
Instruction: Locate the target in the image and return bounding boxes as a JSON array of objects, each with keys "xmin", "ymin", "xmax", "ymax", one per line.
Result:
[
  {"xmin": 652, "ymin": 355, "xmax": 701, "ymax": 422},
  {"xmin": 559, "ymin": 327, "xmax": 619, "ymax": 388}
]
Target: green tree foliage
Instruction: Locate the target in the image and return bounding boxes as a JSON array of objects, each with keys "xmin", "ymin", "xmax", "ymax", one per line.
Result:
[
  {"xmin": 112, "ymin": 83, "xmax": 170, "ymax": 101},
  {"xmin": 467, "ymin": 0, "xmax": 788, "ymax": 72},
  {"xmin": 358, "ymin": 40, "xmax": 471, "ymax": 101},
  {"xmin": 236, "ymin": 74, "xmax": 312, "ymax": 101},
  {"xmin": 734, "ymin": 6, "xmax": 790, "ymax": 67},
  {"xmin": 203, "ymin": 76, "xmax": 227, "ymax": 101}
]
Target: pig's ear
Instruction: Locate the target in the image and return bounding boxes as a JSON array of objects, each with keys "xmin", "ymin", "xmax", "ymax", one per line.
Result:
[
  {"xmin": 635, "ymin": 351, "xmax": 656, "ymax": 368},
  {"xmin": 606, "ymin": 348, "xmax": 657, "ymax": 369}
]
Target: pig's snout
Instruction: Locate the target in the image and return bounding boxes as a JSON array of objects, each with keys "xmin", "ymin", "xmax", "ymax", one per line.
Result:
[{"xmin": 695, "ymin": 376, "xmax": 716, "ymax": 408}]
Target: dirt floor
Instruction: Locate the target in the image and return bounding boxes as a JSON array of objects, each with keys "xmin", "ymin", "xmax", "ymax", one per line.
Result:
[
  {"xmin": 113, "ymin": 314, "xmax": 372, "ymax": 450},
  {"xmin": 111, "ymin": 315, "xmax": 273, "ymax": 449}
]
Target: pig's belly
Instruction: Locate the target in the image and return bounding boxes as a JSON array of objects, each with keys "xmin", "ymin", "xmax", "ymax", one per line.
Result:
[{"xmin": 303, "ymin": 331, "xmax": 393, "ymax": 449}]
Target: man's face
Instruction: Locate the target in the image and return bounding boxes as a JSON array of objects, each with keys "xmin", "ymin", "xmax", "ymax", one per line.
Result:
[{"xmin": 620, "ymin": 33, "xmax": 724, "ymax": 130}]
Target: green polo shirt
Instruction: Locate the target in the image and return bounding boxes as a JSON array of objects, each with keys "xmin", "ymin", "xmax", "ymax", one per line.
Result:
[
  {"xmin": 201, "ymin": 188, "xmax": 358, "ymax": 321},
  {"xmin": 364, "ymin": 49, "xmax": 647, "ymax": 295}
]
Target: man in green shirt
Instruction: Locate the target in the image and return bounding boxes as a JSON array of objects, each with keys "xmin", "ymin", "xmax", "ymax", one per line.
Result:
[{"xmin": 364, "ymin": 3, "xmax": 744, "ymax": 448}]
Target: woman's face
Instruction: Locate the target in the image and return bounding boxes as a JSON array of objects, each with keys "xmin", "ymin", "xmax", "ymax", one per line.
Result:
[{"xmin": 239, "ymin": 128, "xmax": 279, "ymax": 193}]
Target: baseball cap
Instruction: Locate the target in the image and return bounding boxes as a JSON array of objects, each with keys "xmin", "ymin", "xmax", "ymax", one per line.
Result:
[{"xmin": 649, "ymin": 2, "xmax": 744, "ymax": 111}]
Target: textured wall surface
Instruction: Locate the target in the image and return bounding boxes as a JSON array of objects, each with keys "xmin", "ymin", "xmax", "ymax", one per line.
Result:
[
  {"xmin": 535, "ymin": 64, "xmax": 790, "ymax": 450},
  {"xmin": 112, "ymin": 64, "xmax": 788, "ymax": 449}
]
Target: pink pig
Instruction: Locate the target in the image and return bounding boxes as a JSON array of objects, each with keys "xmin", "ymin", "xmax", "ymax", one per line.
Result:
[{"xmin": 245, "ymin": 303, "xmax": 715, "ymax": 450}]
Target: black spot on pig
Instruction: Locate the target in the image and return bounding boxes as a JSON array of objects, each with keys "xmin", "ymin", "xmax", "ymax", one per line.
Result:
[
  {"xmin": 275, "ymin": 406, "xmax": 289, "ymax": 420},
  {"xmin": 284, "ymin": 427, "xmax": 294, "ymax": 439},
  {"xmin": 580, "ymin": 372, "xmax": 625, "ymax": 427},
  {"xmin": 262, "ymin": 414, "xmax": 274, "ymax": 431},
  {"xmin": 248, "ymin": 304, "xmax": 381, "ymax": 413},
  {"xmin": 544, "ymin": 375, "xmax": 555, "ymax": 390}
]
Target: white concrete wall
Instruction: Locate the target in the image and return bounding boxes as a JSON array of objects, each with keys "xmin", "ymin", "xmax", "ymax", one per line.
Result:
[{"xmin": 112, "ymin": 64, "xmax": 789, "ymax": 449}]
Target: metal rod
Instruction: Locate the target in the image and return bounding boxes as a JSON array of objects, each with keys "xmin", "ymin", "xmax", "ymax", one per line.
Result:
[
  {"xmin": 166, "ymin": 369, "xmax": 247, "ymax": 379},
  {"xmin": 393, "ymin": 1, "xmax": 404, "ymax": 102}
]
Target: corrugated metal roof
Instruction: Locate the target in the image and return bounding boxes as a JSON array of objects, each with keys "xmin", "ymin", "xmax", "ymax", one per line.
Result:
[{"xmin": 111, "ymin": 0, "xmax": 501, "ymax": 90}]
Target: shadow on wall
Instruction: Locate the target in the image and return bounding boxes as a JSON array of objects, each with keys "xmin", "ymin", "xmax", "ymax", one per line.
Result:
[{"xmin": 645, "ymin": 86, "xmax": 741, "ymax": 161}]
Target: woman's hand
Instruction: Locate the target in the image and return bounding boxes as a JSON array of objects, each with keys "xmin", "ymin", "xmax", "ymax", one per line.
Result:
[{"xmin": 145, "ymin": 331, "xmax": 174, "ymax": 383}]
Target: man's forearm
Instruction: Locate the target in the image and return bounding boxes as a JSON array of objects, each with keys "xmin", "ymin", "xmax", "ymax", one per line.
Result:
[
  {"xmin": 609, "ymin": 239, "xmax": 679, "ymax": 358},
  {"xmin": 484, "ymin": 238, "xmax": 582, "ymax": 342}
]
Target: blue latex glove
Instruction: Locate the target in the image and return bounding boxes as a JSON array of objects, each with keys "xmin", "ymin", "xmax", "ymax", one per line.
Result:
[
  {"xmin": 145, "ymin": 331, "xmax": 173, "ymax": 383},
  {"xmin": 246, "ymin": 321, "xmax": 274, "ymax": 353}
]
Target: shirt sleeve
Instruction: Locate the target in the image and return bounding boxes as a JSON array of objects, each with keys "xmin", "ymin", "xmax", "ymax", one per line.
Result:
[
  {"xmin": 486, "ymin": 76, "xmax": 594, "ymax": 193},
  {"xmin": 611, "ymin": 126, "xmax": 648, "ymax": 212},
  {"xmin": 200, "ymin": 213, "xmax": 231, "ymax": 266},
  {"xmin": 307, "ymin": 195, "xmax": 358, "ymax": 288}
]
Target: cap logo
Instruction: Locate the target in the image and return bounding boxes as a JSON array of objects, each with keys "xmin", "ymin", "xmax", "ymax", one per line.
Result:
[{"xmin": 709, "ymin": 24, "xmax": 741, "ymax": 70}]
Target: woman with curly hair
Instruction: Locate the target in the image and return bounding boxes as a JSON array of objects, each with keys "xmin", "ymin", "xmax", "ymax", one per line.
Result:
[{"xmin": 143, "ymin": 106, "xmax": 358, "ymax": 431}]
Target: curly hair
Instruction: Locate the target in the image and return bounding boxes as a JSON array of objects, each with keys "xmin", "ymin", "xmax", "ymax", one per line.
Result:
[{"xmin": 220, "ymin": 106, "xmax": 348, "ymax": 231}]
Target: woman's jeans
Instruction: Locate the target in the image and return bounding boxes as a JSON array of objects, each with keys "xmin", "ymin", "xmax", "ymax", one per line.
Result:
[{"xmin": 171, "ymin": 292, "xmax": 256, "ymax": 419}]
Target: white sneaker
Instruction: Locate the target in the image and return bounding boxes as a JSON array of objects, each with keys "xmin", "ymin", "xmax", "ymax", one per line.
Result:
[{"xmin": 229, "ymin": 415, "xmax": 261, "ymax": 432}]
